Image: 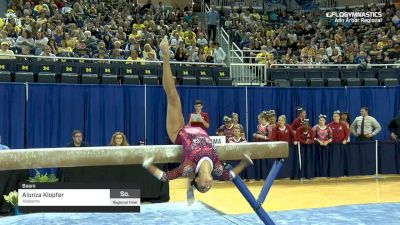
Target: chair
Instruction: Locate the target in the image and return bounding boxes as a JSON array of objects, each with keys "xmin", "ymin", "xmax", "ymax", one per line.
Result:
[
  {"xmin": 305, "ymin": 71, "xmax": 322, "ymax": 79},
  {"xmin": 326, "ymin": 78, "xmax": 342, "ymax": 87},
  {"xmin": 382, "ymin": 78, "xmax": 398, "ymax": 86},
  {"xmin": 270, "ymin": 70, "xmax": 287, "ymax": 81},
  {"xmin": 0, "ymin": 60, "xmax": 13, "ymax": 82},
  {"xmin": 196, "ymin": 68, "xmax": 214, "ymax": 86},
  {"xmin": 14, "ymin": 62, "xmax": 34, "ymax": 82},
  {"xmin": 345, "ymin": 78, "xmax": 362, "ymax": 86},
  {"xmin": 139, "ymin": 66, "xmax": 159, "ymax": 85},
  {"xmin": 363, "ymin": 78, "xmax": 379, "ymax": 86},
  {"xmin": 291, "ymin": 78, "xmax": 307, "ymax": 87},
  {"xmin": 323, "ymin": 71, "xmax": 340, "ymax": 79},
  {"xmin": 80, "ymin": 64, "xmax": 100, "ymax": 84},
  {"xmin": 119, "ymin": 65, "xmax": 140, "ymax": 85},
  {"xmin": 340, "ymin": 70, "xmax": 358, "ymax": 80},
  {"xmin": 176, "ymin": 68, "xmax": 197, "ymax": 85},
  {"xmin": 36, "ymin": 63, "xmax": 57, "ymax": 83},
  {"xmin": 99, "ymin": 65, "xmax": 120, "ymax": 84},
  {"xmin": 287, "ymin": 70, "xmax": 305, "ymax": 81},
  {"xmin": 309, "ymin": 78, "xmax": 325, "ymax": 87},
  {"xmin": 214, "ymin": 67, "xmax": 232, "ymax": 86},
  {"xmin": 60, "ymin": 64, "xmax": 80, "ymax": 84},
  {"xmin": 378, "ymin": 70, "xmax": 398, "ymax": 84},
  {"xmin": 274, "ymin": 79, "xmax": 290, "ymax": 87}
]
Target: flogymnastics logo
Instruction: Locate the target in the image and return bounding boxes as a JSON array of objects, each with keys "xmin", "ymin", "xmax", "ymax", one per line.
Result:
[{"xmin": 325, "ymin": 11, "xmax": 383, "ymax": 23}]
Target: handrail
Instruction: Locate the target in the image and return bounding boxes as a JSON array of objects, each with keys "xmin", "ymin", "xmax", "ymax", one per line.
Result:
[
  {"xmin": 271, "ymin": 63, "xmax": 400, "ymax": 68},
  {"xmin": 231, "ymin": 42, "xmax": 243, "ymax": 63},
  {"xmin": 0, "ymin": 54, "xmax": 227, "ymax": 66}
]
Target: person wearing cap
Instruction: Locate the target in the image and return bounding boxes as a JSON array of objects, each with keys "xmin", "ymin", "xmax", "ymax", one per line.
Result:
[
  {"xmin": 292, "ymin": 107, "xmax": 307, "ymax": 131},
  {"xmin": 0, "ymin": 41, "xmax": 16, "ymax": 59},
  {"xmin": 294, "ymin": 119, "xmax": 314, "ymax": 145},
  {"xmin": 328, "ymin": 111, "xmax": 350, "ymax": 144},
  {"xmin": 313, "ymin": 115, "xmax": 333, "ymax": 146},
  {"xmin": 188, "ymin": 100, "xmax": 209, "ymax": 131},
  {"xmin": 216, "ymin": 116, "xmax": 234, "ymax": 140}
]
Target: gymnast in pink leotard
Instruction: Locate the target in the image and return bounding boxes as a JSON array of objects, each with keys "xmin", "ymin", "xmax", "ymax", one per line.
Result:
[{"xmin": 142, "ymin": 37, "xmax": 251, "ymax": 194}]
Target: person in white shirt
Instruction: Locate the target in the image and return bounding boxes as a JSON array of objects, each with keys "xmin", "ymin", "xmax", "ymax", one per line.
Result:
[
  {"xmin": 326, "ymin": 40, "xmax": 342, "ymax": 57},
  {"xmin": 0, "ymin": 42, "xmax": 16, "ymax": 59},
  {"xmin": 169, "ymin": 31, "xmax": 182, "ymax": 50},
  {"xmin": 212, "ymin": 42, "xmax": 226, "ymax": 64},
  {"xmin": 196, "ymin": 33, "xmax": 208, "ymax": 47}
]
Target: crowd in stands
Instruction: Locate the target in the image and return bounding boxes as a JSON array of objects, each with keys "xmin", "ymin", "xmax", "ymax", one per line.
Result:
[
  {"xmin": 0, "ymin": 0, "xmax": 226, "ymax": 65},
  {"xmin": 219, "ymin": 2, "xmax": 400, "ymax": 66}
]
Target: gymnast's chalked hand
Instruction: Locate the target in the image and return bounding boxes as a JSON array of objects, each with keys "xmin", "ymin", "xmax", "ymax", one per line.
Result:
[
  {"xmin": 187, "ymin": 185, "xmax": 195, "ymax": 206},
  {"xmin": 142, "ymin": 156, "xmax": 155, "ymax": 168},
  {"xmin": 243, "ymin": 153, "xmax": 254, "ymax": 165},
  {"xmin": 160, "ymin": 36, "xmax": 170, "ymax": 57}
]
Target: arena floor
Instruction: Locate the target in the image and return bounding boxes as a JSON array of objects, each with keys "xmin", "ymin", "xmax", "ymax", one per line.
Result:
[{"xmin": 1, "ymin": 175, "xmax": 400, "ymax": 225}]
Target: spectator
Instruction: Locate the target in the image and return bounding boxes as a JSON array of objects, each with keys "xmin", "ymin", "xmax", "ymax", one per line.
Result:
[
  {"xmin": 389, "ymin": 115, "xmax": 400, "ymax": 140},
  {"xmin": 313, "ymin": 115, "xmax": 333, "ymax": 146},
  {"xmin": 0, "ymin": 42, "xmax": 16, "ymax": 59},
  {"xmin": 267, "ymin": 111, "xmax": 277, "ymax": 140},
  {"xmin": 67, "ymin": 130, "xmax": 89, "ymax": 147},
  {"xmin": 188, "ymin": 100, "xmax": 209, "ymax": 130},
  {"xmin": 16, "ymin": 29, "xmax": 35, "ymax": 50},
  {"xmin": 39, "ymin": 44, "xmax": 56, "ymax": 61},
  {"xmin": 253, "ymin": 111, "xmax": 269, "ymax": 141},
  {"xmin": 231, "ymin": 113, "xmax": 245, "ymax": 135},
  {"xmin": 216, "ymin": 116, "xmax": 234, "ymax": 140},
  {"xmin": 126, "ymin": 50, "xmax": 143, "ymax": 64},
  {"xmin": 228, "ymin": 126, "xmax": 247, "ymax": 143},
  {"xmin": 294, "ymin": 119, "xmax": 314, "ymax": 145},
  {"xmin": 213, "ymin": 42, "xmax": 226, "ymax": 64},
  {"xmin": 197, "ymin": 33, "xmax": 208, "ymax": 47},
  {"xmin": 271, "ymin": 115, "xmax": 295, "ymax": 143},
  {"xmin": 110, "ymin": 132, "xmax": 129, "ymax": 146},
  {"xmin": 207, "ymin": 5, "xmax": 219, "ymax": 42},
  {"xmin": 350, "ymin": 107, "xmax": 382, "ymax": 141},
  {"xmin": 328, "ymin": 111, "xmax": 350, "ymax": 144},
  {"xmin": 143, "ymin": 43, "xmax": 157, "ymax": 60},
  {"xmin": 292, "ymin": 107, "xmax": 307, "ymax": 131}
]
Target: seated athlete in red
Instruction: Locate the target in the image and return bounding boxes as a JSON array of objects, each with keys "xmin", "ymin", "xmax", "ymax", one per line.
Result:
[{"xmin": 142, "ymin": 37, "xmax": 251, "ymax": 194}]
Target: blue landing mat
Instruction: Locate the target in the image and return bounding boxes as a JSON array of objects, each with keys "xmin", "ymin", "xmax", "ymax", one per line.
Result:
[{"xmin": 1, "ymin": 202, "xmax": 399, "ymax": 225}]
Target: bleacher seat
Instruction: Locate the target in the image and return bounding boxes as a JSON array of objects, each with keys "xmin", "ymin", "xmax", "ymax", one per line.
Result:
[
  {"xmin": 274, "ymin": 79, "xmax": 290, "ymax": 87},
  {"xmin": 270, "ymin": 70, "xmax": 287, "ymax": 80},
  {"xmin": 36, "ymin": 63, "xmax": 57, "ymax": 83},
  {"xmin": 14, "ymin": 62, "xmax": 34, "ymax": 82},
  {"xmin": 99, "ymin": 64, "xmax": 120, "ymax": 84},
  {"xmin": 340, "ymin": 70, "xmax": 358, "ymax": 80},
  {"xmin": 326, "ymin": 78, "xmax": 341, "ymax": 87},
  {"xmin": 305, "ymin": 71, "xmax": 322, "ymax": 79},
  {"xmin": 309, "ymin": 78, "xmax": 325, "ymax": 87},
  {"xmin": 363, "ymin": 78, "xmax": 379, "ymax": 86},
  {"xmin": 139, "ymin": 66, "xmax": 159, "ymax": 85},
  {"xmin": 196, "ymin": 68, "xmax": 214, "ymax": 86},
  {"xmin": 0, "ymin": 60, "xmax": 13, "ymax": 82},
  {"xmin": 382, "ymin": 78, "xmax": 398, "ymax": 86},
  {"xmin": 81, "ymin": 64, "xmax": 100, "ymax": 84},
  {"xmin": 287, "ymin": 70, "xmax": 305, "ymax": 81},
  {"xmin": 291, "ymin": 78, "xmax": 307, "ymax": 87},
  {"xmin": 176, "ymin": 68, "xmax": 197, "ymax": 85},
  {"xmin": 120, "ymin": 65, "xmax": 140, "ymax": 85},
  {"xmin": 323, "ymin": 71, "xmax": 340, "ymax": 79},
  {"xmin": 345, "ymin": 78, "xmax": 362, "ymax": 86},
  {"xmin": 378, "ymin": 70, "xmax": 398, "ymax": 84},
  {"xmin": 214, "ymin": 67, "xmax": 232, "ymax": 86},
  {"xmin": 60, "ymin": 64, "xmax": 79, "ymax": 84}
]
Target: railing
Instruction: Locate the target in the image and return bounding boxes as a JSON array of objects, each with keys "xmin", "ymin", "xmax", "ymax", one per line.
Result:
[
  {"xmin": 0, "ymin": 54, "xmax": 227, "ymax": 67},
  {"xmin": 230, "ymin": 63, "xmax": 400, "ymax": 86},
  {"xmin": 210, "ymin": 0, "xmax": 264, "ymax": 8},
  {"xmin": 316, "ymin": 0, "xmax": 390, "ymax": 9}
]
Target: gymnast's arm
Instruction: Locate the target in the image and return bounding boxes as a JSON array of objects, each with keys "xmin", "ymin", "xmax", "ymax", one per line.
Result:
[
  {"xmin": 214, "ymin": 159, "xmax": 252, "ymax": 180},
  {"xmin": 143, "ymin": 159, "xmax": 193, "ymax": 182}
]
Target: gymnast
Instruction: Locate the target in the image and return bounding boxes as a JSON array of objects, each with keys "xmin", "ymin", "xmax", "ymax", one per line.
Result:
[{"xmin": 142, "ymin": 37, "xmax": 252, "ymax": 197}]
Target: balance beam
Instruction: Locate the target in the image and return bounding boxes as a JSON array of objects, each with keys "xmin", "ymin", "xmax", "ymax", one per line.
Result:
[{"xmin": 0, "ymin": 142, "xmax": 288, "ymax": 171}]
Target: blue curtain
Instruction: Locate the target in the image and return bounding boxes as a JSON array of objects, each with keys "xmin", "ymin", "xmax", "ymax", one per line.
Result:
[{"xmin": 0, "ymin": 84, "xmax": 25, "ymax": 149}]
